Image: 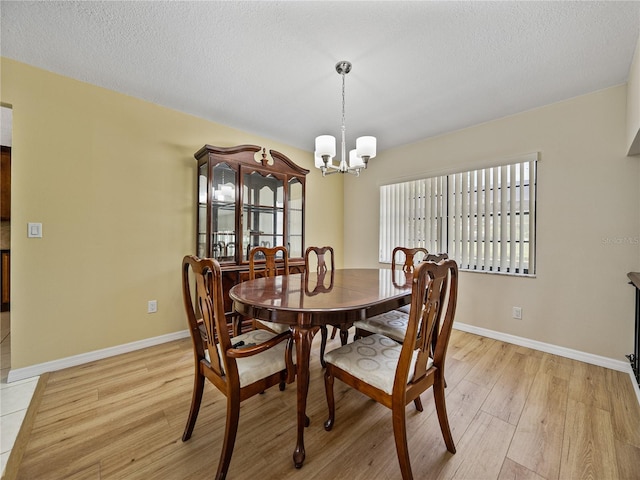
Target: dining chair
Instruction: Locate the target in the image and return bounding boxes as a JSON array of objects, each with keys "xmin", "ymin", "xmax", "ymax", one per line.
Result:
[
  {"xmin": 304, "ymin": 246, "xmax": 347, "ymax": 367},
  {"xmin": 181, "ymin": 255, "xmax": 294, "ymax": 480},
  {"xmin": 248, "ymin": 245, "xmax": 291, "ymax": 334},
  {"xmin": 392, "ymin": 246, "xmax": 429, "ymax": 273},
  {"xmin": 354, "ymin": 247, "xmax": 431, "ymax": 341},
  {"xmin": 355, "ymin": 252, "xmax": 450, "ymax": 340},
  {"xmin": 323, "ymin": 259, "xmax": 459, "ymax": 480}
]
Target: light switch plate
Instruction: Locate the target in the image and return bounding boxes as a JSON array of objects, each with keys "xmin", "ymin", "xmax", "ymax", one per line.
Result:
[{"xmin": 28, "ymin": 222, "xmax": 42, "ymax": 238}]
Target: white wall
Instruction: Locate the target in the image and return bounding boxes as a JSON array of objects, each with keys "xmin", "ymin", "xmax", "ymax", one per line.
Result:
[{"xmin": 344, "ymin": 85, "xmax": 639, "ymax": 362}]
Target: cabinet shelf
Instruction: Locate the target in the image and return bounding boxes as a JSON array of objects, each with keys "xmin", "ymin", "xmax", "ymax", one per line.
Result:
[{"xmin": 243, "ymin": 204, "xmax": 285, "ymax": 212}]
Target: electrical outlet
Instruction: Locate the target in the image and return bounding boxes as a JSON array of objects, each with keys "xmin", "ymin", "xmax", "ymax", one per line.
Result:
[
  {"xmin": 148, "ymin": 300, "xmax": 158, "ymax": 313},
  {"xmin": 512, "ymin": 306, "xmax": 522, "ymax": 320},
  {"xmin": 28, "ymin": 222, "xmax": 43, "ymax": 238}
]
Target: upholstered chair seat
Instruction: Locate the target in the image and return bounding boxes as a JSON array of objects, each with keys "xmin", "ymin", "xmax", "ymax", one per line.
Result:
[
  {"xmin": 353, "ymin": 310, "xmax": 408, "ymax": 344},
  {"xmin": 203, "ymin": 328, "xmax": 292, "ymax": 387},
  {"xmin": 324, "ymin": 334, "xmax": 429, "ymax": 395}
]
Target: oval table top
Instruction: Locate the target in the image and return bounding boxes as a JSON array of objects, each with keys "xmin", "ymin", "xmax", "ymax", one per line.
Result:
[{"xmin": 229, "ymin": 268, "xmax": 413, "ymax": 325}]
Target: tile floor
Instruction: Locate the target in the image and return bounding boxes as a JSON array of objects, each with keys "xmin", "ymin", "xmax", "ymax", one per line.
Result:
[{"xmin": 1, "ymin": 311, "xmax": 38, "ymax": 476}]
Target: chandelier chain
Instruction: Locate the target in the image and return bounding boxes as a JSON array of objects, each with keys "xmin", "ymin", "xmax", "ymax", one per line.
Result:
[
  {"xmin": 341, "ymin": 70, "xmax": 346, "ymax": 130},
  {"xmin": 341, "ymin": 70, "xmax": 347, "ymax": 168}
]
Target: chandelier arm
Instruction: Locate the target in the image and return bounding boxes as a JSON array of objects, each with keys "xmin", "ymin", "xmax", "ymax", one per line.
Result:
[{"xmin": 323, "ymin": 168, "xmax": 342, "ymax": 177}]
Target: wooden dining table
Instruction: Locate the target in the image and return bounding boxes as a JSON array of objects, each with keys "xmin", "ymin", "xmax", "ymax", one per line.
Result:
[{"xmin": 229, "ymin": 268, "xmax": 414, "ymax": 469}]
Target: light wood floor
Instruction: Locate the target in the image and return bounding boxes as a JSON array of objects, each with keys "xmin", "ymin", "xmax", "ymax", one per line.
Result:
[{"xmin": 8, "ymin": 329, "xmax": 640, "ymax": 480}]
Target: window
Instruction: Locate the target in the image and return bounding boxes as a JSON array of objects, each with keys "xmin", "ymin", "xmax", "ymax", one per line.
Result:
[{"xmin": 380, "ymin": 153, "xmax": 537, "ymax": 275}]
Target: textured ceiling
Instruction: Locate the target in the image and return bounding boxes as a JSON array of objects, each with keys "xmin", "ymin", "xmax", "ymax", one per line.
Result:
[{"xmin": 2, "ymin": 1, "xmax": 640, "ymax": 154}]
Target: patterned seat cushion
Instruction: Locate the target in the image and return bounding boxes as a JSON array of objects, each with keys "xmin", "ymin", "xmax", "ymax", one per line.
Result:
[
  {"xmin": 353, "ymin": 309, "xmax": 409, "ymax": 343},
  {"xmin": 205, "ymin": 329, "xmax": 290, "ymax": 387},
  {"xmin": 396, "ymin": 304, "xmax": 411, "ymax": 315},
  {"xmin": 324, "ymin": 334, "xmax": 430, "ymax": 395},
  {"xmin": 256, "ymin": 320, "xmax": 291, "ymax": 334}
]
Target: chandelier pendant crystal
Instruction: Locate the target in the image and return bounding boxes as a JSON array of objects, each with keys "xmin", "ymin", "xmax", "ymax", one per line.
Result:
[{"xmin": 315, "ymin": 61, "xmax": 377, "ymax": 176}]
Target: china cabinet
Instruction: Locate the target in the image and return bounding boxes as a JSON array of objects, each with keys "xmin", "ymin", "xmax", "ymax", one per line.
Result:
[{"xmin": 194, "ymin": 144, "xmax": 308, "ymax": 331}]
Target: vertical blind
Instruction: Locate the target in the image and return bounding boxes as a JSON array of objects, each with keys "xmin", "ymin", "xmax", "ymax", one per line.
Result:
[{"xmin": 380, "ymin": 153, "xmax": 537, "ymax": 275}]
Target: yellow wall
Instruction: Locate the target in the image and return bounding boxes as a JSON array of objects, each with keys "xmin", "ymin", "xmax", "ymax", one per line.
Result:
[
  {"xmin": 344, "ymin": 85, "xmax": 640, "ymax": 361},
  {"xmin": 1, "ymin": 58, "xmax": 344, "ymax": 369}
]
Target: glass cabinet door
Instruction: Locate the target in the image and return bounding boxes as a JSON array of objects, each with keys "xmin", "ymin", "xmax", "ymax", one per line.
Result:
[
  {"xmin": 197, "ymin": 163, "xmax": 208, "ymax": 258},
  {"xmin": 242, "ymin": 171, "xmax": 284, "ymax": 261},
  {"xmin": 288, "ymin": 178, "xmax": 304, "ymax": 257},
  {"xmin": 205, "ymin": 162, "xmax": 237, "ymax": 262}
]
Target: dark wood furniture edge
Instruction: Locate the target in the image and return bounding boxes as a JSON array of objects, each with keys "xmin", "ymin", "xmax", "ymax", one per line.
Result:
[
  {"xmin": 194, "ymin": 144, "xmax": 309, "ymax": 175},
  {"xmin": 2, "ymin": 372, "xmax": 50, "ymax": 480},
  {"xmin": 626, "ymin": 272, "xmax": 640, "ymax": 387},
  {"xmin": 627, "ymin": 272, "xmax": 640, "ymax": 288},
  {"xmin": 269, "ymin": 149, "xmax": 310, "ymax": 175},
  {"xmin": 193, "ymin": 144, "xmax": 261, "ymax": 159}
]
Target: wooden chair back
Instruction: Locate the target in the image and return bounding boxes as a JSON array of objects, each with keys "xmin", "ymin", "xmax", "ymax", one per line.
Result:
[
  {"xmin": 182, "ymin": 256, "xmax": 232, "ymax": 389},
  {"xmin": 182, "ymin": 255, "xmax": 218, "ymax": 372},
  {"xmin": 424, "ymin": 252, "xmax": 449, "ymax": 263},
  {"xmin": 304, "ymin": 246, "xmax": 343, "ymax": 363},
  {"xmin": 304, "ymin": 246, "xmax": 335, "ymax": 294},
  {"xmin": 304, "ymin": 246, "xmax": 334, "ymax": 274},
  {"xmin": 249, "ymin": 246, "xmax": 290, "ymax": 279},
  {"xmin": 248, "ymin": 246, "xmax": 291, "ymax": 333},
  {"xmin": 392, "ymin": 246, "xmax": 428, "ymax": 273},
  {"xmin": 402, "ymin": 259, "xmax": 458, "ymax": 389}
]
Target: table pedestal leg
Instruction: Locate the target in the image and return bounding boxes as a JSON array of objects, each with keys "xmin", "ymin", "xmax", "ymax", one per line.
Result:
[{"xmin": 292, "ymin": 322, "xmax": 317, "ymax": 468}]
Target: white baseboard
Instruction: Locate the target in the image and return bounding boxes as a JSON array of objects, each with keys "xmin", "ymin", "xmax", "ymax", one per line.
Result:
[
  {"xmin": 7, "ymin": 330, "xmax": 190, "ymax": 383},
  {"xmin": 454, "ymin": 322, "xmax": 640, "ymax": 406}
]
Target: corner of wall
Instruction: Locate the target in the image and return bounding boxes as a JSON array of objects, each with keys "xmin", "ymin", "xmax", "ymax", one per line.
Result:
[{"xmin": 627, "ymin": 35, "xmax": 640, "ymax": 156}]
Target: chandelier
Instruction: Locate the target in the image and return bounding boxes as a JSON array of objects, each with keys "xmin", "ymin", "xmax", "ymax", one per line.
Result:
[{"xmin": 314, "ymin": 61, "xmax": 377, "ymax": 176}]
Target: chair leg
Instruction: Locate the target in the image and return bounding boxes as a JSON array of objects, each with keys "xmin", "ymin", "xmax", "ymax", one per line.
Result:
[
  {"xmin": 216, "ymin": 394, "xmax": 241, "ymax": 480},
  {"xmin": 413, "ymin": 395, "xmax": 423, "ymax": 412},
  {"xmin": 232, "ymin": 314, "xmax": 242, "ymax": 337},
  {"xmin": 392, "ymin": 403, "xmax": 413, "ymax": 480},
  {"xmin": 323, "ymin": 367, "xmax": 335, "ymax": 431},
  {"xmin": 320, "ymin": 326, "xmax": 328, "ymax": 368},
  {"xmin": 182, "ymin": 367, "xmax": 205, "ymax": 441},
  {"xmin": 433, "ymin": 376, "xmax": 456, "ymax": 454},
  {"xmin": 339, "ymin": 327, "xmax": 349, "ymax": 346}
]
